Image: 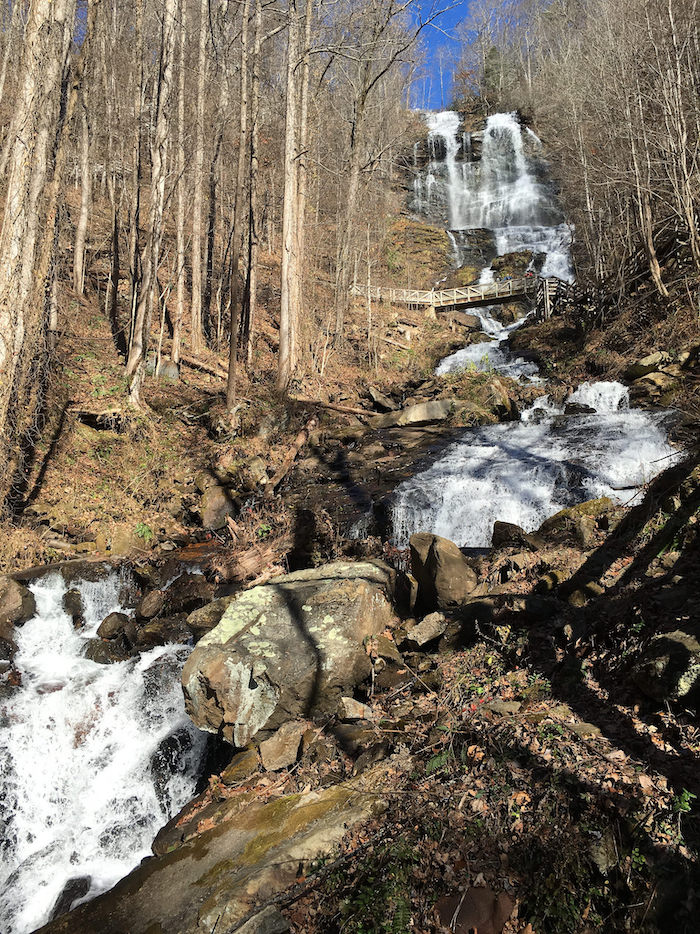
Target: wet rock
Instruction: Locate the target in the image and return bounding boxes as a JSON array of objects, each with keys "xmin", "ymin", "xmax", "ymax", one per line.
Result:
[
  {"xmin": 186, "ymin": 595, "xmax": 236, "ymax": 642},
  {"xmin": 137, "ymin": 614, "xmax": 191, "ymax": 648},
  {"xmin": 260, "ymin": 721, "xmax": 308, "ymax": 771},
  {"xmin": 410, "ymin": 532, "xmax": 478, "ymax": 611},
  {"xmin": 0, "ymin": 576, "xmax": 36, "ymax": 636},
  {"xmin": 368, "ymin": 386, "xmax": 396, "ymax": 412},
  {"xmin": 97, "ymin": 612, "xmax": 132, "ymax": 640},
  {"xmin": 338, "ymin": 697, "xmax": 372, "ymax": 720},
  {"xmin": 150, "ymin": 728, "xmax": 196, "ymax": 810},
  {"xmin": 200, "ymin": 483, "xmax": 236, "ymax": 530},
  {"xmin": 222, "ymin": 747, "xmax": 259, "ymax": 785},
  {"xmin": 564, "ymin": 401, "xmax": 596, "ymax": 415},
  {"xmin": 136, "ymin": 590, "xmax": 166, "ymax": 620},
  {"xmin": 62, "ymin": 588, "xmax": 85, "ymax": 626},
  {"xmin": 182, "ymin": 561, "xmax": 398, "ymax": 746},
  {"xmin": 491, "ymin": 249, "xmax": 534, "ymax": 277},
  {"xmin": 371, "ymin": 399, "xmax": 457, "ymax": 429},
  {"xmin": 632, "ymin": 630, "xmax": 700, "ymax": 702},
  {"xmin": 83, "ymin": 638, "xmax": 132, "ymax": 664},
  {"xmin": 491, "ymin": 520, "xmax": 543, "ymax": 551},
  {"xmin": 405, "ymin": 611, "xmax": 448, "ymax": 647},
  {"xmin": 163, "ymin": 572, "xmax": 215, "ymax": 615},
  {"xmin": 49, "ymin": 876, "xmax": 92, "ymax": 921}
]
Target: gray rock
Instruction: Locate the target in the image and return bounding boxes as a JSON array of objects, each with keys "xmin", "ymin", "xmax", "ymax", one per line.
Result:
[
  {"xmin": 491, "ymin": 521, "xmax": 543, "ymax": 552},
  {"xmin": 371, "ymin": 399, "xmax": 456, "ymax": 429},
  {"xmin": 182, "ymin": 561, "xmax": 398, "ymax": 746},
  {"xmin": 368, "ymin": 386, "xmax": 396, "ymax": 412},
  {"xmin": 0, "ymin": 577, "xmax": 36, "ymax": 640},
  {"xmin": 409, "ymin": 532, "xmax": 478, "ymax": 611},
  {"xmin": 83, "ymin": 638, "xmax": 132, "ymax": 664},
  {"xmin": 97, "ymin": 612, "xmax": 132, "ymax": 641},
  {"xmin": 338, "ymin": 697, "xmax": 372, "ymax": 720},
  {"xmin": 625, "ymin": 351, "xmax": 668, "ymax": 380},
  {"xmin": 200, "ymin": 484, "xmax": 235, "ymax": 530},
  {"xmin": 406, "ymin": 612, "xmax": 448, "ymax": 647},
  {"xmin": 187, "ymin": 595, "xmax": 236, "ymax": 642},
  {"xmin": 259, "ymin": 720, "xmax": 308, "ymax": 771},
  {"xmin": 62, "ymin": 589, "xmax": 85, "ymax": 625},
  {"xmin": 137, "ymin": 590, "xmax": 166, "ymax": 620},
  {"xmin": 632, "ymin": 631, "xmax": 700, "ymax": 702},
  {"xmin": 235, "ymin": 907, "xmax": 290, "ymax": 934}
]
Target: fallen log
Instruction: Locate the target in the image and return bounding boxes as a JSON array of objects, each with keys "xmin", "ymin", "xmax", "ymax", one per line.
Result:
[
  {"xmin": 290, "ymin": 396, "xmax": 371, "ymax": 418},
  {"xmin": 179, "ymin": 353, "xmax": 227, "ymax": 379},
  {"xmin": 208, "ymin": 533, "xmax": 293, "ymax": 583},
  {"xmin": 264, "ymin": 416, "xmax": 319, "ymax": 497}
]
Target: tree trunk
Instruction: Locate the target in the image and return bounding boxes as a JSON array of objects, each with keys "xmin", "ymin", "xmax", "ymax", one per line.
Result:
[
  {"xmin": 174, "ymin": 0, "xmax": 187, "ymax": 366},
  {"xmin": 225, "ymin": 0, "xmax": 251, "ymax": 414},
  {"xmin": 190, "ymin": 0, "xmax": 208, "ymax": 352},
  {"xmin": 278, "ymin": 1, "xmax": 301, "ymax": 391},
  {"xmin": 0, "ymin": 0, "xmax": 78, "ymax": 505},
  {"xmin": 73, "ymin": 101, "xmax": 91, "ymax": 295},
  {"xmin": 126, "ymin": 0, "xmax": 178, "ymax": 407}
]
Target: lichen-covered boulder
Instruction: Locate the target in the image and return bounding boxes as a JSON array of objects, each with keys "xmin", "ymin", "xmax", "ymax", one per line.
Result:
[{"xmin": 181, "ymin": 561, "xmax": 397, "ymax": 746}]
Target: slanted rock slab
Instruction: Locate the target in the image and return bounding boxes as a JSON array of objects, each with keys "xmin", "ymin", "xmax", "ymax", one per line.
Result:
[
  {"xmin": 36, "ymin": 758, "xmax": 400, "ymax": 934},
  {"xmin": 182, "ymin": 560, "xmax": 398, "ymax": 746}
]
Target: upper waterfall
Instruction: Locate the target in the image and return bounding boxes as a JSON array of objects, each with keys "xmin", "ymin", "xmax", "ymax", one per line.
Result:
[{"xmin": 412, "ymin": 111, "xmax": 572, "ymax": 281}]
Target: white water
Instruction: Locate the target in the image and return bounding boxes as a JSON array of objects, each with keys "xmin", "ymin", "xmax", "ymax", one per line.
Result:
[
  {"xmin": 0, "ymin": 570, "xmax": 206, "ymax": 934},
  {"xmin": 392, "ymin": 113, "xmax": 677, "ymax": 548},
  {"xmin": 392, "ymin": 384, "xmax": 678, "ymax": 548}
]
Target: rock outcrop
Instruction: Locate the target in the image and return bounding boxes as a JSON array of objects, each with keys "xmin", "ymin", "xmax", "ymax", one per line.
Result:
[
  {"xmin": 632, "ymin": 630, "xmax": 700, "ymax": 702},
  {"xmin": 182, "ymin": 561, "xmax": 398, "ymax": 746}
]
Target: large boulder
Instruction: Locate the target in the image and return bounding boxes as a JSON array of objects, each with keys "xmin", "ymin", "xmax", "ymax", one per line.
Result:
[
  {"xmin": 632, "ymin": 631, "xmax": 700, "ymax": 703},
  {"xmin": 0, "ymin": 576, "xmax": 36, "ymax": 664},
  {"xmin": 181, "ymin": 561, "xmax": 398, "ymax": 746},
  {"xmin": 409, "ymin": 533, "xmax": 478, "ymax": 611}
]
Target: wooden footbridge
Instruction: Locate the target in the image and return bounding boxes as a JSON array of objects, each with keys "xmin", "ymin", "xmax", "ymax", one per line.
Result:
[{"xmin": 352, "ymin": 275, "xmax": 570, "ymax": 319}]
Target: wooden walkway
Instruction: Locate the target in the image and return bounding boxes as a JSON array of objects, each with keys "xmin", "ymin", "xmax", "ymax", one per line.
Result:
[{"xmin": 351, "ymin": 276, "xmax": 569, "ymax": 319}]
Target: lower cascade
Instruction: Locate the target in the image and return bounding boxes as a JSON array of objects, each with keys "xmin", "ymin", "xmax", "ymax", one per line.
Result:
[
  {"xmin": 391, "ymin": 382, "xmax": 677, "ymax": 548},
  {"xmin": 0, "ymin": 571, "xmax": 206, "ymax": 934}
]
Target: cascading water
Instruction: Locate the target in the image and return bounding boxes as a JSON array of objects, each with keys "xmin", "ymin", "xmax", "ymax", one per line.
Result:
[
  {"xmin": 391, "ymin": 112, "xmax": 678, "ymax": 547},
  {"xmin": 391, "ymin": 383, "xmax": 678, "ymax": 547},
  {"xmin": 0, "ymin": 570, "xmax": 206, "ymax": 934}
]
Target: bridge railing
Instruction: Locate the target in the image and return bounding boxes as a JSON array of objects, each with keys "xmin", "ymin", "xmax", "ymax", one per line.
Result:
[{"xmin": 351, "ymin": 275, "xmax": 540, "ymax": 308}]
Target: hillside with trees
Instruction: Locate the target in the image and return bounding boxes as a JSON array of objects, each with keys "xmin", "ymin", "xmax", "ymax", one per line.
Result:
[{"xmin": 0, "ymin": 1, "xmax": 699, "ymax": 933}]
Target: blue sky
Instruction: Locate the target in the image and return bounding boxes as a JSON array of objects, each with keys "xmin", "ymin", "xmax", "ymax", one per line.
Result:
[{"xmin": 413, "ymin": 1, "xmax": 471, "ymax": 109}]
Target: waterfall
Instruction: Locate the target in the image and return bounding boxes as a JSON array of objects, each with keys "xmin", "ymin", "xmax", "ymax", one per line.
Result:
[
  {"xmin": 412, "ymin": 110, "xmax": 572, "ymax": 283},
  {"xmin": 390, "ymin": 113, "xmax": 677, "ymax": 548},
  {"xmin": 0, "ymin": 570, "xmax": 206, "ymax": 934}
]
